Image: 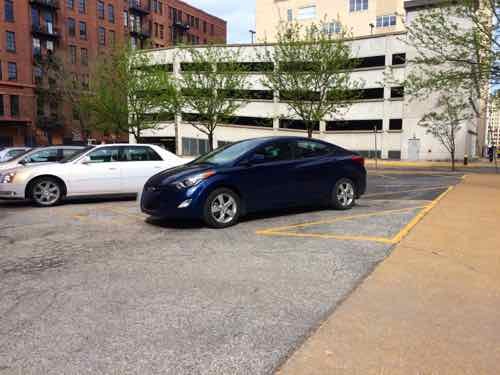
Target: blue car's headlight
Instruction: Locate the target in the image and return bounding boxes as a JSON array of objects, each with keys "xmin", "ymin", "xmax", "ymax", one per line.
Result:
[{"xmin": 174, "ymin": 170, "xmax": 216, "ymax": 190}]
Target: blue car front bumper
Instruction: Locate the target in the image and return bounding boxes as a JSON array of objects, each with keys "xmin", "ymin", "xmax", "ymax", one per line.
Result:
[{"xmin": 140, "ymin": 184, "xmax": 206, "ymax": 219}]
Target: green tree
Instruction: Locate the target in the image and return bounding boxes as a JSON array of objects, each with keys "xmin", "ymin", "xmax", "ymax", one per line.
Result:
[
  {"xmin": 396, "ymin": 0, "xmax": 498, "ymax": 117},
  {"xmin": 261, "ymin": 22, "xmax": 362, "ymax": 138},
  {"xmin": 179, "ymin": 45, "xmax": 250, "ymax": 151},
  {"xmin": 83, "ymin": 43, "xmax": 180, "ymax": 143},
  {"xmin": 418, "ymin": 94, "xmax": 473, "ymax": 171}
]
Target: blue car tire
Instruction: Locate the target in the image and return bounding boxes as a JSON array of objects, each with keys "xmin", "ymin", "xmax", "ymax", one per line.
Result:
[{"xmin": 203, "ymin": 188, "xmax": 241, "ymax": 228}]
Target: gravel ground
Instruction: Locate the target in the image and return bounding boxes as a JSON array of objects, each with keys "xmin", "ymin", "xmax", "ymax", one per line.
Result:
[{"xmin": 0, "ymin": 172, "xmax": 463, "ymax": 375}]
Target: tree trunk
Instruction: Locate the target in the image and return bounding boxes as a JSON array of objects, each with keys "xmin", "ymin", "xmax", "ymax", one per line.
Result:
[
  {"xmin": 208, "ymin": 132, "xmax": 214, "ymax": 152},
  {"xmin": 307, "ymin": 124, "xmax": 313, "ymax": 139},
  {"xmin": 451, "ymin": 151, "xmax": 455, "ymax": 171}
]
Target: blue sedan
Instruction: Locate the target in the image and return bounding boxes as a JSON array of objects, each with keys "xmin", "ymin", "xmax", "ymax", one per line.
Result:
[{"xmin": 141, "ymin": 137, "xmax": 366, "ymax": 228}]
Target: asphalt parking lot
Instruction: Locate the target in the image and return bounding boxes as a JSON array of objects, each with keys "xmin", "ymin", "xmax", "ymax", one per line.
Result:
[{"xmin": 0, "ymin": 171, "xmax": 463, "ymax": 375}]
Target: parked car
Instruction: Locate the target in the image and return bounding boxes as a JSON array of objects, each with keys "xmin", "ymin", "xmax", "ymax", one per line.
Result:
[
  {"xmin": 0, "ymin": 147, "xmax": 31, "ymax": 162},
  {"xmin": 140, "ymin": 137, "xmax": 366, "ymax": 228},
  {"xmin": 0, "ymin": 144, "xmax": 186, "ymax": 206},
  {"xmin": 0, "ymin": 146, "xmax": 85, "ymax": 172}
]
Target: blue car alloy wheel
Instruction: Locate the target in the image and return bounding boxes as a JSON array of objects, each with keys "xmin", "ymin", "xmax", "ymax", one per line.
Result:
[{"xmin": 203, "ymin": 188, "xmax": 241, "ymax": 228}]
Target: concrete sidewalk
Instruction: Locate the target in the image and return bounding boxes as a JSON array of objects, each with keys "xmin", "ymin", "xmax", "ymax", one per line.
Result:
[
  {"xmin": 365, "ymin": 158, "xmax": 499, "ymax": 171},
  {"xmin": 278, "ymin": 174, "xmax": 500, "ymax": 375}
]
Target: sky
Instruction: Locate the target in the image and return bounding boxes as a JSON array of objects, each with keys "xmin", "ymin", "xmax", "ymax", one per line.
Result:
[{"xmin": 187, "ymin": 0, "xmax": 256, "ymax": 44}]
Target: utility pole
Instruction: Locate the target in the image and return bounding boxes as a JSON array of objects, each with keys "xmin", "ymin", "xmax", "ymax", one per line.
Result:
[{"xmin": 374, "ymin": 125, "xmax": 378, "ymax": 170}]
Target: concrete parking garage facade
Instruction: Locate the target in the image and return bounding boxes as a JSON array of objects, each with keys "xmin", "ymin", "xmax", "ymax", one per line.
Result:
[{"xmin": 136, "ymin": 28, "xmax": 479, "ymax": 161}]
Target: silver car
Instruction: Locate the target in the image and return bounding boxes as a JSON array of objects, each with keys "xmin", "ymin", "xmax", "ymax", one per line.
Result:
[
  {"xmin": 0, "ymin": 147, "xmax": 31, "ymax": 162},
  {"xmin": 0, "ymin": 146, "xmax": 86, "ymax": 172}
]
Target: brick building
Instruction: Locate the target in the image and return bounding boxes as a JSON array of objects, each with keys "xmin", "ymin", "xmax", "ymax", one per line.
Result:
[{"xmin": 0, "ymin": 0, "xmax": 226, "ymax": 147}]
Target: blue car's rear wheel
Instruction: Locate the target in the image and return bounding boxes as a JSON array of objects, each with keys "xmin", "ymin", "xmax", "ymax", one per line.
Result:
[
  {"xmin": 203, "ymin": 188, "xmax": 241, "ymax": 228},
  {"xmin": 332, "ymin": 178, "xmax": 356, "ymax": 210}
]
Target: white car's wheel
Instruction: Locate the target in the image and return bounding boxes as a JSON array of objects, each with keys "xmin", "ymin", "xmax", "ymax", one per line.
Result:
[{"xmin": 30, "ymin": 177, "xmax": 64, "ymax": 207}]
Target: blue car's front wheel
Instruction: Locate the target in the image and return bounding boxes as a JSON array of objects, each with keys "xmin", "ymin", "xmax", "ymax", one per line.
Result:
[{"xmin": 203, "ymin": 188, "xmax": 241, "ymax": 228}]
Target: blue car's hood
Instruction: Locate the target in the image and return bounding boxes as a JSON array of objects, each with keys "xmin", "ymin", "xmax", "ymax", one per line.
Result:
[{"xmin": 146, "ymin": 163, "xmax": 215, "ymax": 187}]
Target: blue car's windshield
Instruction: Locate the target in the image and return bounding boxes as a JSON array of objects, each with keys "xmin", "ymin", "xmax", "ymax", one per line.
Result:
[{"xmin": 191, "ymin": 139, "xmax": 264, "ymax": 166}]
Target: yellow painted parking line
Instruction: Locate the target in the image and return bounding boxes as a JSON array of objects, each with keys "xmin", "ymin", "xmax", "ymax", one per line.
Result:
[
  {"xmin": 256, "ymin": 206, "xmax": 424, "ymax": 235},
  {"xmin": 258, "ymin": 230, "xmax": 397, "ymax": 244},
  {"xmin": 256, "ymin": 186, "xmax": 455, "ymax": 244},
  {"xmin": 363, "ymin": 185, "xmax": 450, "ymax": 198}
]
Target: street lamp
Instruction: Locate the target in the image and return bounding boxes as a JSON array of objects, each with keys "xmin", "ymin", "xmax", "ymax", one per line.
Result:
[{"xmin": 249, "ymin": 29, "xmax": 256, "ymax": 44}]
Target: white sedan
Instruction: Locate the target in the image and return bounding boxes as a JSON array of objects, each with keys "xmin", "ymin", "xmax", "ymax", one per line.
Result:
[{"xmin": 0, "ymin": 144, "xmax": 186, "ymax": 206}]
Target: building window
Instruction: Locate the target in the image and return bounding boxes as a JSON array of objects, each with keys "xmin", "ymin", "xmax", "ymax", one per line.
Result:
[
  {"xmin": 287, "ymin": 9, "xmax": 293, "ymax": 21},
  {"xmin": 203, "ymin": 20, "xmax": 207, "ymax": 33},
  {"xmin": 109, "ymin": 30, "xmax": 115, "ymax": 45},
  {"xmin": 159, "ymin": 24, "xmax": 164, "ymax": 39},
  {"xmin": 7, "ymin": 62, "xmax": 16, "ymax": 80},
  {"xmin": 154, "ymin": 22, "xmax": 158, "ymax": 37},
  {"xmin": 221, "ymin": 116, "xmax": 273, "ymax": 128},
  {"xmin": 79, "ymin": 21, "xmax": 87, "ymax": 39},
  {"xmin": 10, "ymin": 95, "xmax": 19, "ymax": 117},
  {"xmin": 352, "ymin": 87, "xmax": 385, "ymax": 100},
  {"xmin": 159, "ymin": 1, "xmax": 163, "ymax": 15},
  {"xmin": 4, "ymin": 0, "xmax": 14, "ymax": 22},
  {"xmin": 33, "ymin": 37, "xmax": 41, "ymax": 56},
  {"xmin": 349, "ymin": 0, "xmax": 368, "ymax": 12},
  {"xmin": 392, "ymin": 53, "xmax": 406, "ymax": 65},
  {"xmin": 323, "ymin": 21, "xmax": 341, "ymax": 35},
  {"xmin": 210, "ymin": 24, "xmax": 214, "ymax": 35},
  {"xmin": 353, "ymin": 55, "xmax": 386, "ymax": 68},
  {"xmin": 69, "ymin": 45, "xmax": 77, "ymax": 64},
  {"xmin": 123, "ymin": 10, "xmax": 128, "ymax": 27},
  {"xmin": 389, "ymin": 119, "xmax": 403, "ymax": 131},
  {"xmin": 0, "ymin": 61, "xmax": 2, "ymax": 80},
  {"xmin": 68, "ymin": 18, "xmax": 76, "ymax": 37},
  {"xmin": 6, "ymin": 31, "xmax": 15, "ymax": 52},
  {"xmin": 108, "ymin": 4, "xmax": 115, "ymax": 23},
  {"xmin": 80, "ymin": 48, "xmax": 88, "ymax": 65},
  {"xmin": 297, "ymin": 6, "xmax": 316, "ymax": 20},
  {"xmin": 97, "ymin": 1, "xmax": 104, "ymax": 19},
  {"xmin": 0, "ymin": 95, "xmax": 4, "ymax": 116},
  {"xmin": 280, "ymin": 119, "xmax": 320, "ymax": 131},
  {"xmin": 98, "ymin": 27, "xmax": 105, "ymax": 45},
  {"xmin": 390, "ymin": 86, "xmax": 405, "ymax": 99},
  {"xmin": 376, "ymin": 14, "xmax": 396, "ymax": 28},
  {"xmin": 326, "ymin": 119, "xmax": 382, "ymax": 131},
  {"xmin": 67, "ymin": 0, "xmax": 74, "ymax": 9},
  {"xmin": 34, "ymin": 66, "xmax": 43, "ymax": 84},
  {"xmin": 195, "ymin": 17, "xmax": 199, "ymax": 29},
  {"xmin": 182, "ymin": 137, "xmax": 209, "ymax": 156},
  {"xmin": 78, "ymin": 0, "xmax": 85, "ymax": 14},
  {"xmin": 46, "ymin": 40, "xmax": 54, "ymax": 53}
]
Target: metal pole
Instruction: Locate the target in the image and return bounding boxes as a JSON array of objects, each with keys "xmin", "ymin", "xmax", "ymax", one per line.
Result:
[
  {"xmin": 374, "ymin": 125, "xmax": 378, "ymax": 170},
  {"xmin": 249, "ymin": 30, "xmax": 256, "ymax": 44}
]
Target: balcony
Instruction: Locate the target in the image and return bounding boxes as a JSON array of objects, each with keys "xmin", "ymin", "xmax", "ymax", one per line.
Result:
[
  {"xmin": 173, "ymin": 20, "xmax": 190, "ymax": 32},
  {"xmin": 129, "ymin": 26, "xmax": 150, "ymax": 39},
  {"xmin": 32, "ymin": 24, "xmax": 60, "ymax": 39},
  {"xmin": 129, "ymin": 0, "xmax": 150, "ymax": 15},
  {"xmin": 29, "ymin": 0, "xmax": 59, "ymax": 9}
]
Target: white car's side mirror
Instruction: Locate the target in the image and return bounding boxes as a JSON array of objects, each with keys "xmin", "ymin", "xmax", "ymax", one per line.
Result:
[{"xmin": 81, "ymin": 156, "xmax": 92, "ymax": 164}]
